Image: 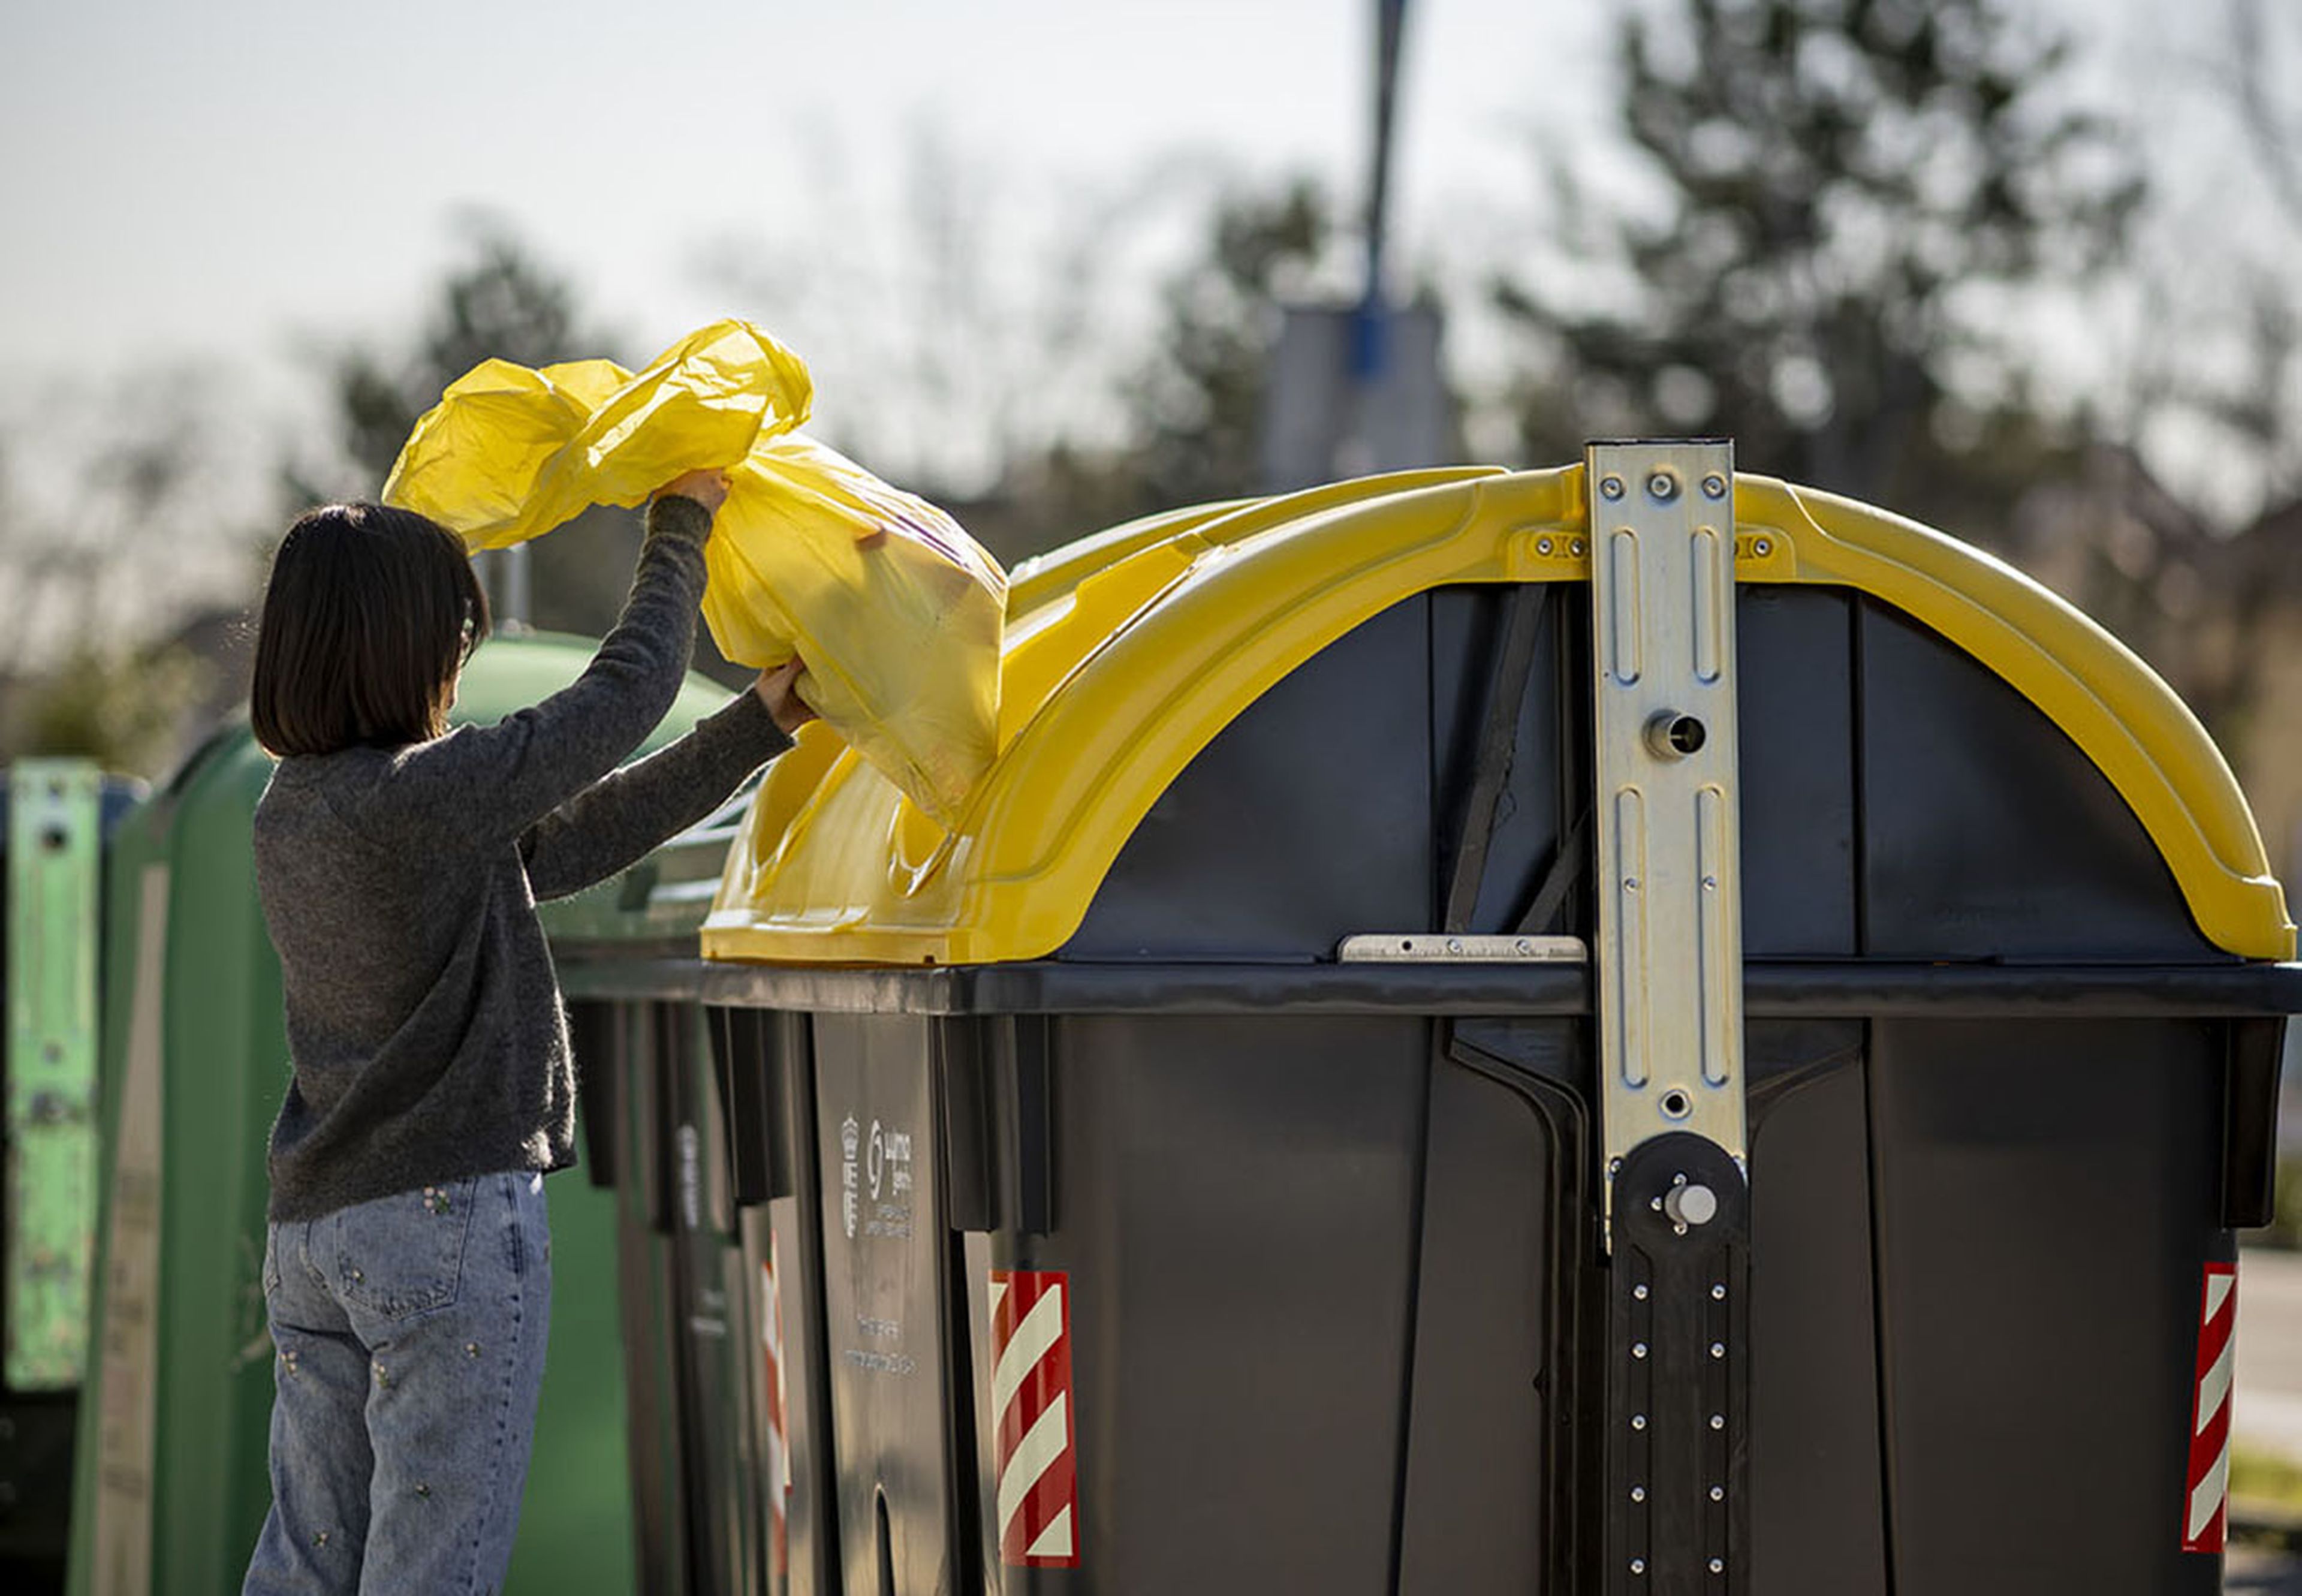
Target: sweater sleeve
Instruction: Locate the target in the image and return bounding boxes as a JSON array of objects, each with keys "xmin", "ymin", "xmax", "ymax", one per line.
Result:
[
  {"xmin": 519, "ymin": 688, "xmax": 793, "ymax": 901},
  {"xmin": 378, "ymin": 495, "xmax": 718, "ymax": 845}
]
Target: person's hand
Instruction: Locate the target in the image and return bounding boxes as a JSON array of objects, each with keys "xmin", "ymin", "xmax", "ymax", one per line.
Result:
[
  {"xmin": 656, "ymin": 468, "xmax": 730, "ymax": 517},
  {"xmin": 754, "ymin": 658, "xmax": 817, "ymax": 736}
]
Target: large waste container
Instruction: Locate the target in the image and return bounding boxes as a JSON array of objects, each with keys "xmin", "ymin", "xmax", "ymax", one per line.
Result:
[
  {"xmin": 2, "ymin": 761, "xmax": 141, "ymax": 1595},
  {"xmin": 553, "ymin": 447, "xmax": 2302, "ymax": 1595},
  {"xmin": 554, "ymin": 812, "xmax": 787, "ymax": 1596},
  {"xmin": 62, "ymin": 634, "xmax": 739, "ymax": 1596}
]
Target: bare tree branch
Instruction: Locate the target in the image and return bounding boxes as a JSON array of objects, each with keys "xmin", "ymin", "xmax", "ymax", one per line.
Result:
[{"xmin": 2229, "ymin": 0, "xmax": 2302, "ymax": 222}]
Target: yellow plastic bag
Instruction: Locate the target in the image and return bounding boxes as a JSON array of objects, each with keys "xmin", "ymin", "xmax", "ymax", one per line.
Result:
[{"xmin": 382, "ymin": 320, "xmax": 1005, "ymax": 826}]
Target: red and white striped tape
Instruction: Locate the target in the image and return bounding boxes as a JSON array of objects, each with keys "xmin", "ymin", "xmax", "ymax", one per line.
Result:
[
  {"xmin": 2182, "ymin": 1260, "xmax": 2237, "ymax": 1553},
  {"xmin": 761, "ymin": 1243, "xmax": 790, "ymax": 1579},
  {"xmin": 989, "ymin": 1269, "xmax": 1080, "ymax": 1567}
]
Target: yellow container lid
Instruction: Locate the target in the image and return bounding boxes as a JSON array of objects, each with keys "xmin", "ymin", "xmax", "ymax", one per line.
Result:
[{"xmin": 701, "ymin": 465, "xmax": 2295, "ymax": 966}]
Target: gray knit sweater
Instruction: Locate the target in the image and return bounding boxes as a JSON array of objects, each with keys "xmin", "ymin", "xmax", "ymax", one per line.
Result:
[{"xmin": 254, "ymin": 495, "xmax": 791, "ymax": 1221}]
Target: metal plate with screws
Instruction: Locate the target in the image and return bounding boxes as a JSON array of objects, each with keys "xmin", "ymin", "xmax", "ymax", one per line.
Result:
[
  {"xmin": 1337, "ymin": 933, "xmax": 1589, "ymax": 963},
  {"xmin": 1586, "ymin": 441, "xmax": 1747, "ymax": 1235}
]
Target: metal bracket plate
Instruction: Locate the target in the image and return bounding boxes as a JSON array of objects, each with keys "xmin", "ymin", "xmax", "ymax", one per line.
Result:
[
  {"xmin": 1586, "ymin": 442, "xmax": 1747, "ymax": 1243},
  {"xmin": 1337, "ymin": 933, "xmax": 1587, "ymax": 963}
]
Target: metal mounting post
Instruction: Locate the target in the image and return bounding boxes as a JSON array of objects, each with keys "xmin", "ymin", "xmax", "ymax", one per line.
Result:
[
  {"xmin": 1587, "ymin": 440, "xmax": 1747, "ymax": 1230},
  {"xmin": 1587, "ymin": 442, "xmax": 1750, "ymax": 1594}
]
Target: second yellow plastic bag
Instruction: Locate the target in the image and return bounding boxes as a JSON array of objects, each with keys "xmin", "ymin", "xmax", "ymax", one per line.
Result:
[{"xmin": 382, "ymin": 320, "xmax": 1006, "ymax": 826}]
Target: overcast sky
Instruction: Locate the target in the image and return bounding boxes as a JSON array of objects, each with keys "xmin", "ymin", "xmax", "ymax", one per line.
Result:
[{"xmin": 0, "ymin": 1, "xmax": 1606, "ymax": 378}]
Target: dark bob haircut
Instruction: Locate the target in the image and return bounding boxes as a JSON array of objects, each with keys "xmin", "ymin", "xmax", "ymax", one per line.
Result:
[{"xmin": 251, "ymin": 502, "xmax": 489, "ymax": 757}]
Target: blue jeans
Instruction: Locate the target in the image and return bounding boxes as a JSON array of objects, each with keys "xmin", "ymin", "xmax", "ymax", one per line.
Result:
[{"xmin": 242, "ymin": 1172, "xmax": 552, "ymax": 1596}]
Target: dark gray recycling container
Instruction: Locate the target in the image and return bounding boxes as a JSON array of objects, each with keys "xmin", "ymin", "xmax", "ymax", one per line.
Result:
[{"xmin": 558, "ymin": 452, "xmax": 2302, "ymax": 1596}]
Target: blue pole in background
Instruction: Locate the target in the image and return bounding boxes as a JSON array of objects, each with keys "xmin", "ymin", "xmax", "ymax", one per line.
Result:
[{"xmin": 1354, "ymin": 0, "xmax": 1410, "ymax": 384}]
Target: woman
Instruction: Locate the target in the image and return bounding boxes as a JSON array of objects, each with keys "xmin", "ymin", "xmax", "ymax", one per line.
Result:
[{"xmin": 240, "ymin": 470, "xmax": 807, "ymax": 1594}]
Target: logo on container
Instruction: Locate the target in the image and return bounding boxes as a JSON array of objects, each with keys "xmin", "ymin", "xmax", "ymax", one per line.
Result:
[{"xmin": 840, "ymin": 1115, "xmax": 860, "ymax": 1240}]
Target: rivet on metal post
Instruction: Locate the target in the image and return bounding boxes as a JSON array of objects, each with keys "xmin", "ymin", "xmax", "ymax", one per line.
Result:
[
  {"xmin": 1643, "ymin": 712, "xmax": 1707, "ymax": 760},
  {"xmin": 1664, "ymin": 1181, "xmax": 1718, "ymax": 1232}
]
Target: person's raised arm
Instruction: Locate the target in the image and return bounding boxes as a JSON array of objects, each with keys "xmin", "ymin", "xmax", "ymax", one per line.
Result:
[
  {"xmin": 382, "ymin": 470, "xmax": 731, "ymax": 843},
  {"xmin": 519, "ymin": 660, "xmax": 816, "ymax": 901}
]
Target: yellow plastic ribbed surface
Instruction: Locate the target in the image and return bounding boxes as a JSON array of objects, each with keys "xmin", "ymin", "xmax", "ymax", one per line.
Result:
[{"xmin": 701, "ymin": 465, "xmax": 2295, "ymax": 965}]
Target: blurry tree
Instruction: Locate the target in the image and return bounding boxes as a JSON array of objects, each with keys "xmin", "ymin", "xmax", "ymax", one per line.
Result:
[
  {"xmin": 1122, "ymin": 177, "xmax": 1334, "ymax": 511},
  {"xmin": 14, "ymin": 644, "xmax": 212, "ymax": 775},
  {"xmin": 698, "ymin": 131, "xmax": 1215, "ymax": 564},
  {"xmin": 1496, "ymin": 0, "xmax": 2141, "ymax": 547},
  {"xmin": 2014, "ymin": 0, "xmax": 2302, "ymax": 779},
  {"xmin": 0, "ymin": 374, "xmax": 243, "ymax": 775},
  {"xmin": 295, "ymin": 224, "xmax": 596, "ymax": 496},
  {"xmin": 2098, "ymin": 0, "xmax": 2302, "ymax": 797},
  {"xmin": 981, "ymin": 176, "xmax": 1346, "ymax": 553},
  {"xmin": 700, "ymin": 138, "xmax": 1369, "ymax": 562},
  {"xmin": 285, "ymin": 223, "xmax": 748, "ymax": 674},
  {"xmin": 2208, "ymin": 0, "xmax": 2302, "ymax": 504}
]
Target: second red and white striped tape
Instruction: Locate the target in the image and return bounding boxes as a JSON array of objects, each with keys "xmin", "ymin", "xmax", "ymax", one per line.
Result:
[
  {"xmin": 2182, "ymin": 1260, "xmax": 2237, "ymax": 1554},
  {"xmin": 761, "ymin": 1243, "xmax": 790, "ymax": 1580},
  {"xmin": 989, "ymin": 1269, "xmax": 1080, "ymax": 1567}
]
